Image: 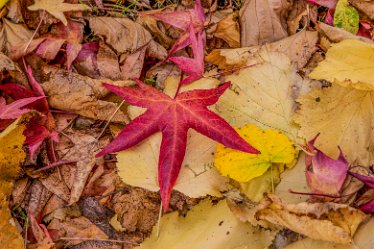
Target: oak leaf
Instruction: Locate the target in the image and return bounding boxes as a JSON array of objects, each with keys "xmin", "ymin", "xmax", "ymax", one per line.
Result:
[
  {"xmin": 27, "ymin": 0, "xmax": 91, "ymax": 26},
  {"xmin": 214, "ymin": 124, "xmax": 296, "ymax": 182},
  {"xmin": 309, "ymin": 39, "xmax": 374, "ymax": 91},
  {"xmin": 97, "ymin": 79, "xmax": 259, "ymax": 209}
]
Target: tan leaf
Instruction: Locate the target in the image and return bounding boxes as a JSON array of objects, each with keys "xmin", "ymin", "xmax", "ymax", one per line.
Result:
[
  {"xmin": 284, "ymin": 218, "xmax": 374, "ymax": 249},
  {"xmin": 138, "ymin": 199, "xmax": 276, "ymax": 249},
  {"xmin": 214, "ymin": 12, "xmax": 240, "ymax": 48},
  {"xmin": 293, "ymin": 84, "xmax": 374, "ymax": 166},
  {"xmin": 317, "ymin": 22, "xmax": 374, "ymax": 44},
  {"xmin": 255, "ymin": 194, "xmax": 367, "ymax": 244},
  {"xmin": 206, "ymin": 30, "xmax": 318, "ymax": 70},
  {"xmin": 89, "ymin": 17, "xmax": 167, "ymax": 79},
  {"xmin": 239, "ymin": 0, "xmax": 292, "ymax": 46},
  {"xmin": 216, "ymin": 51, "xmax": 314, "ymax": 141},
  {"xmin": 40, "ymin": 66, "xmax": 132, "ymax": 122},
  {"xmin": 27, "ymin": 0, "xmax": 91, "ymax": 26},
  {"xmin": 349, "ymin": 0, "xmax": 374, "ymax": 20}
]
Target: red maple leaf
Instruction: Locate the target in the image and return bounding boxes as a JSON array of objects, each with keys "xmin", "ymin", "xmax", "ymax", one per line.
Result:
[
  {"xmin": 169, "ymin": 23, "xmax": 204, "ymax": 85},
  {"xmin": 0, "ymin": 67, "xmax": 58, "ymax": 159},
  {"xmin": 0, "ymin": 96, "xmax": 45, "ymax": 120},
  {"xmin": 97, "ymin": 79, "xmax": 259, "ymax": 209},
  {"xmin": 145, "ymin": 0, "xmax": 205, "ymax": 56}
]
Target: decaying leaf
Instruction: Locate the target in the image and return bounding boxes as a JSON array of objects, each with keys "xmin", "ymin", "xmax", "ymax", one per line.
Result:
[
  {"xmin": 294, "ymin": 84, "xmax": 374, "ymax": 166},
  {"xmin": 309, "ymin": 39, "xmax": 374, "ymax": 90},
  {"xmin": 284, "ymin": 217, "xmax": 374, "ymax": 249},
  {"xmin": 305, "ymin": 135, "xmax": 349, "ymax": 195},
  {"xmin": 239, "ymin": 0, "xmax": 292, "ymax": 46},
  {"xmin": 89, "ymin": 17, "xmax": 167, "ymax": 79},
  {"xmin": 0, "ymin": 116, "xmax": 28, "ymax": 248},
  {"xmin": 138, "ymin": 199, "xmax": 276, "ymax": 249},
  {"xmin": 317, "ymin": 22, "xmax": 374, "ymax": 43},
  {"xmin": 27, "ymin": 0, "xmax": 91, "ymax": 25},
  {"xmin": 334, "ymin": 0, "xmax": 359, "ymax": 34},
  {"xmin": 213, "ymin": 12, "xmax": 240, "ymax": 48},
  {"xmin": 39, "ymin": 66, "xmax": 132, "ymax": 122},
  {"xmin": 256, "ymin": 194, "xmax": 367, "ymax": 244},
  {"xmin": 216, "ymin": 51, "xmax": 313, "ymax": 141},
  {"xmin": 98, "ymin": 76, "xmax": 258, "ymax": 209},
  {"xmin": 349, "ymin": 0, "xmax": 374, "ymax": 20},
  {"xmin": 206, "ymin": 30, "xmax": 318, "ymax": 71},
  {"xmin": 214, "ymin": 124, "xmax": 296, "ymax": 182}
]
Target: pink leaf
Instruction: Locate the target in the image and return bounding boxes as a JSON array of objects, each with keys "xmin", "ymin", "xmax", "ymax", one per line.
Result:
[
  {"xmin": 169, "ymin": 24, "xmax": 205, "ymax": 85},
  {"xmin": 97, "ymin": 80, "xmax": 259, "ymax": 210},
  {"xmin": 360, "ymin": 199, "xmax": 374, "ymax": 213},
  {"xmin": 306, "ymin": 0, "xmax": 337, "ymax": 9},
  {"xmin": 0, "ymin": 96, "xmax": 45, "ymax": 120},
  {"xmin": 348, "ymin": 171, "xmax": 374, "ymax": 189},
  {"xmin": 305, "ymin": 134, "xmax": 349, "ymax": 195}
]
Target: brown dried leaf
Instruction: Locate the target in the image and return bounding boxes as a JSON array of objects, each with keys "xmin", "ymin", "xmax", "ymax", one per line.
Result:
[
  {"xmin": 48, "ymin": 216, "xmax": 108, "ymax": 246},
  {"xmin": 317, "ymin": 22, "xmax": 374, "ymax": 43},
  {"xmin": 239, "ymin": 0, "xmax": 292, "ymax": 47},
  {"xmin": 39, "ymin": 66, "xmax": 133, "ymax": 122},
  {"xmin": 255, "ymin": 194, "xmax": 367, "ymax": 244},
  {"xmin": 27, "ymin": 180, "xmax": 53, "ymax": 218},
  {"xmin": 213, "ymin": 12, "xmax": 240, "ymax": 48},
  {"xmin": 349, "ymin": 0, "xmax": 374, "ymax": 20},
  {"xmin": 89, "ymin": 17, "xmax": 167, "ymax": 79},
  {"xmin": 206, "ymin": 30, "xmax": 318, "ymax": 70}
]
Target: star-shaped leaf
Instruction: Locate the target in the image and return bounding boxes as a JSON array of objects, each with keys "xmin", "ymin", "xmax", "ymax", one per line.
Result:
[
  {"xmin": 0, "ymin": 96, "xmax": 44, "ymax": 120},
  {"xmin": 28, "ymin": 0, "xmax": 91, "ymax": 26},
  {"xmin": 97, "ymin": 79, "xmax": 259, "ymax": 209},
  {"xmin": 169, "ymin": 24, "xmax": 205, "ymax": 85}
]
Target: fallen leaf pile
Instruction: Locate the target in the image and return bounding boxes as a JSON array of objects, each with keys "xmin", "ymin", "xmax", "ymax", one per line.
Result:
[{"xmin": 0, "ymin": 0, "xmax": 373, "ymax": 248}]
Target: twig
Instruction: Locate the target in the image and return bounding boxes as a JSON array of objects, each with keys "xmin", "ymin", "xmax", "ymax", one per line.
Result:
[
  {"xmin": 156, "ymin": 200, "xmax": 163, "ymax": 238},
  {"xmin": 59, "ymin": 237, "xmax": 139, "ymax": 245},
  {"xmin": 23, "ymin": 9, "xmax": 46, "ymax": 55},
  {"xmin": 288, "ymin": 189, "xmax": 354, "ymax": 199},
  {"xmin": 96, "ymin": 100, "xmax": 126, "ymax": 140}
]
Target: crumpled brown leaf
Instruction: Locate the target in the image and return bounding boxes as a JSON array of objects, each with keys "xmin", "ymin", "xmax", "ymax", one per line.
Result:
[
  {"xmin": 213, "ymin": 12, "xmax": 240, "ymax": 48},
  {"xmin": 206, "ymin": 30, "xmax": 318, "ymax": 70},
  {"xmin": 239, "ymin": 0, "xmax": 292, "ymax": 47},
  {"xmin": 89, "ymin": 17, "xmax": 167, "ymax": 79},
  {"xmin": 255, "ymin": 194, "xmax": 367, "ymax": 244},
  {"xmin": 39, "ymin": 66, "xmax": 132, "ymax": 122},
  {"xmin": 48, "ymin": 216, "xmax": 108, "ymax": 246},
  {"xmin": 349, "ymin": 0, "xmax": 374, "ymax": 20}
]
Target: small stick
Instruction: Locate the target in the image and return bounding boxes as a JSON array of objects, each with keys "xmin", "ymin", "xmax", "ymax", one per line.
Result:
[
  {"xmin": 60, "ymin": 237, "xmax": 139, "ymax": 245},
  {"xmin": 156, "ymin": 200, "xmax": 163, "ymax": 238},
  {"xmin": 96, "ymin": 100, "xmax": 126, "ymax": 140}
]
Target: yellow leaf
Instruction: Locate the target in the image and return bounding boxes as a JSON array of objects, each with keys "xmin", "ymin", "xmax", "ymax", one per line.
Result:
[
  {"xmin": 27, "ymin": 0, "xmax": 91, "ymax": 26},
  {"xmin": 216, "ymin": 51, "xmax": 314, "ymax": 142},
  {"xmin": 0, "ymin": 117, "xmax": 28, "ymax": 249},
  {"xmin": 293, "ymin": 84, "xmax": 374, "ymax": 166},
  {"xmin": 0, "ymin": 0, "xmax": 10, "ymax": 10},
  {"xmin": 256, "ymin": 194, "xmax": 367, "ymax": 244},
  {"xmin": 309, "ymin": 39, "xmax": 374, "ymax": 91},
  {"xmin": 138, "ymin": 199, "xmax": 276, "ymax": 249},
  {"xmin": 214, "ymin": 124, "xmax": 297, "ymax": 182}
]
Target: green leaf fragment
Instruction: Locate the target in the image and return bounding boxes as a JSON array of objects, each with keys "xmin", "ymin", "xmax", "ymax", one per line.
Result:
[{"xmin": 334, "ymin": 0, "xmax": 360, "ymax": 34}]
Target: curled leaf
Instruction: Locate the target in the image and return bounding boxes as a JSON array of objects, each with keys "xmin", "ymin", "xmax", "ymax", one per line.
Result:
[{"xmin": 305, "ymin": 135, "xmax": 349, "ymax": 195}]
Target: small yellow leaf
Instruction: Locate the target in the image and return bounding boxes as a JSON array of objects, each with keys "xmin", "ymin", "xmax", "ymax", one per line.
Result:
[
  {"xmin": 214, "ymin": 124, "xmax": 297, "ymax": 182},
  {"xmin": 309, "ymin": 39, "xmax": 374, "ymax": 90}
]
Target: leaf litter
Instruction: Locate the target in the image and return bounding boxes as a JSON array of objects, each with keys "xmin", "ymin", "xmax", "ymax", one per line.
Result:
[{"xmin": 0, "ymin": 0, "xmax": 374, "ymax": 248}]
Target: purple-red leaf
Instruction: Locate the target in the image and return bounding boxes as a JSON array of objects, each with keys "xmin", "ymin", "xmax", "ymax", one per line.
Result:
[
  {"xmin": 169, "ymin": 24, "xmax": 205, "ymax": 85},
  {"xmin": 360, "ymin": 199, "xmax": 374, "ymax": 213},
  {"xmin": 0, "ymin": 96, "xmax": 45, "ymax": 120},
  {"xmin": 305, "ymin": 134, "xmax": 349, "ymax": 195},
  {"xmin": 349, "ymin": 171, "xmax": 374, "ymax": 189},
  {"xmin": 97, "ymin": 80, "xmax": 259, "ymax": 209}
]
